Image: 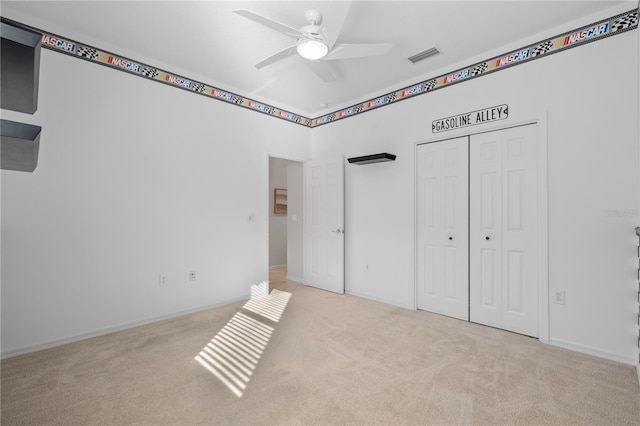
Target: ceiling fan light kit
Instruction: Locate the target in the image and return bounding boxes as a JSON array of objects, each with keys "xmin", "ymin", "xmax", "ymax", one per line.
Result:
[
  {"xmin": 296, "ymin": 39, "xmax": 328, "ymax": 60},
  {"xmin": 233, "ymin": 6, "xmax": 394, "ymax": 82}
]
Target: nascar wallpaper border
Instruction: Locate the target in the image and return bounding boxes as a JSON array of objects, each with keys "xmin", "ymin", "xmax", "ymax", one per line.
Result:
[
  {"xmin": 310, "ymin": 8, "xmax": 638, "ymax": 127},
  {"xmin": 0, "ymin": 16, "xmax": 311, "ymax": 127},
  {"xmin": 1, "ymin": 8, "xmax": 638, "ymax": 129}
]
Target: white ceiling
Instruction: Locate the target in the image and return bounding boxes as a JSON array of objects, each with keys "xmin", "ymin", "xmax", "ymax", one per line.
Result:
[{"xmin": 1, "ymin": 1, "xmax": 634, "ymax": 117}]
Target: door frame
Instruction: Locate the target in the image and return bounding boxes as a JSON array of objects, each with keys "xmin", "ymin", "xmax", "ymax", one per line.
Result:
[
  {"xmin": 414, "ymin": 113, "xmax": 549, "ymax": 344},
  {"xmin": 264, "ymin": 152, "xmax": 307, "ymax": 290}
]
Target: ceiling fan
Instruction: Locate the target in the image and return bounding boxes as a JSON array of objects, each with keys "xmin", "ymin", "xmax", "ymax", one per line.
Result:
[{"xmin": 233, "ymin": 4, "xmax": 393, "ymax": 82}]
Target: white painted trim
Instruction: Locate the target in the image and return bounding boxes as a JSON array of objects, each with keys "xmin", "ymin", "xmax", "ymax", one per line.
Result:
[
  {"xmin": 535, "ymin": 112, "xmax": 550, "ymax": 345},
  {"xmin": 637, "ymin": 0, "xmax": 640, "ymax": 387},
  {"xmin": 549, "ymin": 338, "xmax": 637, "ymax": 366},
  {"xmin": 287, "ymin": 274, "xmax": 304, "ymax": 283},
  {"xmin": 413, "ymin": 115, "xmax": 550, "ymax": 343},
  {"xmin": 345, "ymin": 290, "xmax": 412, "ymax": 310},
  {"xmin": 409, "ymin": 140, "xmax": 417, "ymax": 310},
  {"xmin": 0, "ymin": 296, "xmax": 247, "ymax": 360},
  {"xmin": 412, "ymin": 141, "xmax": 418, "ymax": 311},
  {"xmin": 269, "ymin": 264, "xmax": 287, "ymax": 269},
  {"xmin": 303, "ymin": 160, "xmax": 308, "ymax": 287}
]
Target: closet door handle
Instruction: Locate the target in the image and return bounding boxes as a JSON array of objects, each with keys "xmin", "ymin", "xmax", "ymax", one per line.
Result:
[
  {"xmin": 448, "ymin": 237, "xmax": 453, "ymax": 241},
  {"xmin": 485, "ymin": 236, "xmax": 490, "ymax": 241}
]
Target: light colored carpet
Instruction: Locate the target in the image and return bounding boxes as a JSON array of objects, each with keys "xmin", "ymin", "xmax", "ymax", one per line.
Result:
[{"xmin": 2, "ymin": 272, "xmax": 639, "ymax": 425}]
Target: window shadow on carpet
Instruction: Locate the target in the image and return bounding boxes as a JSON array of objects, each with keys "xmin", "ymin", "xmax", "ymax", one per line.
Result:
[{"xmin": 194, "ymin": 289, "xmax": 292, "ymax": 397}]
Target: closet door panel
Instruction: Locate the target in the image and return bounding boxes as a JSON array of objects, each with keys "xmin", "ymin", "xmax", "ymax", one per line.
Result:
[
  {"xmin": 417, "ymin": 137, "xmax": 469, "ymax": 320},
  {"xmin": 470, "ymin": 133, "xmax": 503, "ymax": 328},
  {"xmin": 470, "ymin": 125, "xmax": 539, "ymax": 337}
]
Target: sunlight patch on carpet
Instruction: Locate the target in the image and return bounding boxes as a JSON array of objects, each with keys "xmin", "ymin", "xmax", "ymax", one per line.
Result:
[
  {"xmin": 242, "ymin": 289, "xmax": 292, "ymax": 323},
  {"xmin": 195, "ymin": 289, "xmax": 292, "ymax": 397}
]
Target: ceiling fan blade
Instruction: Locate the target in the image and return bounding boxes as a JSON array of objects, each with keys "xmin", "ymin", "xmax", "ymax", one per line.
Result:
[
  {"xmin": 303, "ymin": 59, "xmax": 336, "ymax": 83},
  {"xmin": 324, "ymin": 43, "xmax": 393, "ymax": 60},
  {"xmin": 233, "ymin": 9, "xmax": 303, "ymax": 38},
  {"xmin": 321, "ymin": 1, "xmax": 352, "ymax": 49},
  {"xmin": 255, "ymin": 44, "xmax": 298, "ymax": 69}
]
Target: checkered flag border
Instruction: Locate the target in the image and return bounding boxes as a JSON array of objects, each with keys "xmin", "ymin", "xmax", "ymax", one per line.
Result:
[
  {"xmin": 191, "ymin": 83, "xmax": 205, "ymax": 93},
  {"xmin": 142, "ymin": 67, "xmax": 158, "ymax": 78},
  {"xmin": 471, "ymin": 62, "xmax": 488, "ymax": 76},
  {"xmin": 611, "ymin": 12, "xmax": 638, "ymax": 32},
  {"xmin": 77, "ymin": 46, "xmax": 98, "ymax": 60},
  {"xmin": 425, "ymin": 80, "xmax": 437, "ymax": 91},
  {"xmin": 532, "ymin": 41, "xmax": 553, "ymax": 57}
]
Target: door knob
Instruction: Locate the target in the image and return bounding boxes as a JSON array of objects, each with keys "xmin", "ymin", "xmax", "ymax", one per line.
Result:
[
  {"xmin": 485, "ymin": 236, "xmax": 490, "ymax": 240},
  {"xmin": 448, "ymin": 237, "xmax": 453, "ymax": 240}
]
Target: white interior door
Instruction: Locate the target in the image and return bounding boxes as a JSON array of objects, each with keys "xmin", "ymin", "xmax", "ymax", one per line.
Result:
[
  {"xmin": 417, "ymin": 137, "xmax": 469, "ymax": 320},
  {"xmin": 469, "ymin": 124, "xmax": 539, "ymax": 337},
  {"xmin": 303, "ymin": 156, "xmax": 345, "ymax": 294}
]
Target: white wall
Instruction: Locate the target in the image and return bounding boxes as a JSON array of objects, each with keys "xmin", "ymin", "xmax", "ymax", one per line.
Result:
[
  {"xmin": 268, "ymin": 157, "xmax": 288, "ymax": 267},
  {"xmin": 286, "ymin": 161, "xmax": 303, "ymax": 282},
  {"xmin": 1, "ymin": 49, "xmax": 311, "ymax": 356},
  {"xmin": 312, "ymin": 29, "xmax": 639, "ymax": 364}
]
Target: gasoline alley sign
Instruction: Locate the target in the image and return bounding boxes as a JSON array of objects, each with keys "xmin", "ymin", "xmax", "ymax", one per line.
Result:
[{"xmin": 432, "ymin": 104, "xmax": 509, "ymax": 133}]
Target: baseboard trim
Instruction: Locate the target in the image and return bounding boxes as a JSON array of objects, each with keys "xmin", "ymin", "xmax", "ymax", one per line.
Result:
[
  {"xmin": 548, "ymin": 337, "xmax": 637, "ymax": 366},
  {"xmin": 345, "ymin": 290, "xmax": 412, "ymax": 310},
  {"xmin": 286, "ymin": 274, "xmax": 303, "ymax": 283},
  {"xmin": 0, "ymin": 296, "xmax": 247, "ymax": 360},
  {"xmin": 269, "ymin": 264, "xmax": 286, "ymax": 269}
]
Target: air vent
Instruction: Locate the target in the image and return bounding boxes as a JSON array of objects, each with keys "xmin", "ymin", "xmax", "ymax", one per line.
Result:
[{"xmin": 408, "ymin": 47, "xmax": 440, "ymax": 64}]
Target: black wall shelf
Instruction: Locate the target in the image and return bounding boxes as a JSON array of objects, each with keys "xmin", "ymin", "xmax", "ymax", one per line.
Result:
[
  {"xmin": 1, "ymin": 119, "xmax": 42, "ymax": 172},
  {"xmin": 347, "ymin": 153, "xmax": 396, "ymax": 165},
  {"xmin": 1, "ymin": 22, "xmax": 42, "ymax": 114}
]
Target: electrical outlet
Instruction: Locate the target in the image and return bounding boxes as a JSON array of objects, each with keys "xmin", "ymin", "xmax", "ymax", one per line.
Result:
[
  {"xmin": 189, "ymin": 271, "xmax": 197, "ymax": 282},
  {"xmin": 552, "ymin": 290, "xmax": 565, "ymax": 305},
  {"xmin": 159, "ymin": 275, "xmax": 168, "ymax": 287}
]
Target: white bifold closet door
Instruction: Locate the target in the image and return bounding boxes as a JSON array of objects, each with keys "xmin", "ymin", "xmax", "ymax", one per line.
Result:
[
  {"xmin": 416, "ymin": 137, "xmax": 469, "ymax": 320},
  {"xmin": 469, "ymin": 124, "xmax": 539, "ymax": 337}
]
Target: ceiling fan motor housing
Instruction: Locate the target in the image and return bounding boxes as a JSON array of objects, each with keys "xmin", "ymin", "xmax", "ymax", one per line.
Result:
[
  {"xmin": 299, "ymin": 25, "xmax": 325, "ymax": 43},
  {"xmin": 304, "ymin": 9, "xmax": 323, "ymax": 25}
]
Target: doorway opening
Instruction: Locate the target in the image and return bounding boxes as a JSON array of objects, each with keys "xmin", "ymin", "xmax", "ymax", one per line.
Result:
[{"xmin": 268, "ymin": 156, "xmax": 304, "ymax": 292}]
